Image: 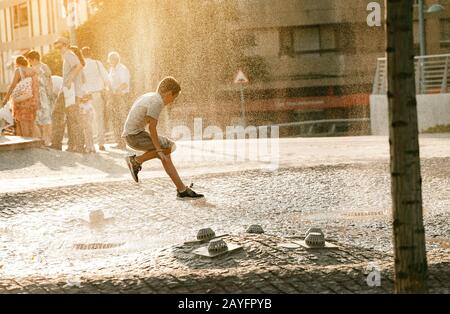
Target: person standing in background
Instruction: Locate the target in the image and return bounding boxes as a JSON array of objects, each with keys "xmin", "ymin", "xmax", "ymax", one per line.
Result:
[
  {"xmin": 79, "ymin": 93, "xmax": 96, "ymax": 154},
  {"xmin": 69, "ymin": 46, "xmax": 88, "ymax": 152},
  {"xmin": 25, "ymin": 50, "xmax": 53, "ymax": 146},
  {"xmin": 1, "ymin": 56, "xmax": 39, "ymax": 137},
  {"xmin": 49, "ymin": 75, "xmax": 65, "ymax": 151},
  {"xmin": 108, "ymin": 51, "xmax": 130, "ymax": 150},
  {"xmin": 52, "ymin": 37, "xmax": 85, "ymax": 153},
  {"xmin": 51, "ymin": 75, "xmax": 63, "ymax": 98},
  {"xmin": 82, "ymin": 47, "xmax": 110, "ymax": 151}
]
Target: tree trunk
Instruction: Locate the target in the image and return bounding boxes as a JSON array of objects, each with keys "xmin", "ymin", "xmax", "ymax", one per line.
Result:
[{"xmin": 386, "ymin": 0, "xmax": 428, "ymax": 293}]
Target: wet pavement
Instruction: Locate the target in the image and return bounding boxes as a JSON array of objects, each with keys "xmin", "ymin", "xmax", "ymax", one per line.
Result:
[
  {"xmin": 0, "ymin": 156, "xmax": 449, "ymax": 293},
  {"xmin": 2, "ymin": 135, "xmax": 450, "ymax": 193}
]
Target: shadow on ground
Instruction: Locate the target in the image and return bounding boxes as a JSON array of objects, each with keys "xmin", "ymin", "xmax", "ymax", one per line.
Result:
[{"xmin": 0, "ymin": 147, "xmax": 128, "ymax": 176}]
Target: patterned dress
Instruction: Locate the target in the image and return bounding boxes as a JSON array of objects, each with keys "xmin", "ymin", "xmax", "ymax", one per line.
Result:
[
  {"xmin": 12, "ymin": 67, "xmax": 39, "ymax": 123},
  {"xmin": 35, "ymin": 63, "xmax": 53, "ymax": 126}
]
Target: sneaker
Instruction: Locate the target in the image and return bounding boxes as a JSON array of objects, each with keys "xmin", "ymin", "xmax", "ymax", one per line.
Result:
[
  {"xmin": 177, "ymin": 185, "xmax": 204, "ymax": 200},
  {"xmin": 126, "ymin": 155, "xmax": 142, "ymax": 183}
]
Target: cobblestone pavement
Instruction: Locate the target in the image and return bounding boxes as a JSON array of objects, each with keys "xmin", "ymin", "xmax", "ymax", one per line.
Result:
[{"xmin": 0, "ymin": 158, "xmax": 449, "ymax": 293}]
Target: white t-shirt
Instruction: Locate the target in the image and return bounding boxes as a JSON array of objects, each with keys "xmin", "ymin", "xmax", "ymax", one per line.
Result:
[
  {"xmin": 62, "ymin": 50, "xmax": 84, "ymax": 97},
  {"xmin": 109, "ymin": 63, "xmax": 130, "ymax": 94},
  {"xmin": 83, "ymin": 58, "xmax": 109, "ymax": 93},
  {"xmin": 122, "ymin": 92, "xmax": 164, "ymax": 137},
  {"xmin": 51, "ymin": 75, "xmax": 63, "ymax": 96}
]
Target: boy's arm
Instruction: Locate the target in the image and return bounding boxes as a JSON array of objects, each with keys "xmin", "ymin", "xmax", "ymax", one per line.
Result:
[{"xmin": 146, "ymin": 117, "xmax": 166, "ymax": 160}]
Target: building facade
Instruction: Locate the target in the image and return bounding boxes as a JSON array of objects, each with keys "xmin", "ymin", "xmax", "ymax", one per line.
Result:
[
  {"xmin": 1, "ymin": 0, "xmax": 448, "ymax": 136},
  {"xmin": 214, "ymin": 0, "xmax": 450, "ymax": 134},
  {"xmin": 0, "ymin": 0, "xmax": 90, "ymax": 93}
]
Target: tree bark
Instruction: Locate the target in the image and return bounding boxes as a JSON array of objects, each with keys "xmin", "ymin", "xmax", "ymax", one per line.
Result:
[{"xmin": 386, "ymin": 0, "xmax": 428, "ymax": 293}]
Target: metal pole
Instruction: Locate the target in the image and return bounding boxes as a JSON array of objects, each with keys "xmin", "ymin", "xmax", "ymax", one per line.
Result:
[
  {"xmin": 418, "ymin": 0, "xmax": 426, "ymax": 93},
  {"xmin": 239, "ymin": 84, "xmax": 246, "ymax": 127},
  {"xmin": 418, "ymin": 0, "xmax": 426, "ymax": 56}
]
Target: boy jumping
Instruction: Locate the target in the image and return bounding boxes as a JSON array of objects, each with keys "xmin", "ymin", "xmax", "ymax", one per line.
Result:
[{"xmin": 122, "ymin": 77, "xmax": 204, "ymax": 199}]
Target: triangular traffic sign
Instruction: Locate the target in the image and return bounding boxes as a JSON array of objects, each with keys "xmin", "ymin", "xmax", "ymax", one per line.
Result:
[{"xmin": 234, "ymin": 69, "xmax": 249, "ymax": 84}]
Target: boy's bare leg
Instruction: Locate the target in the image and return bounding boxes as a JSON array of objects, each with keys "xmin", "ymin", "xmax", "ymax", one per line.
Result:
[
  {"xmin": 135, "ymin": 146, "xmax": 171, "ymax": 164},
  {"xmin": 135, "ymin": 150, "xmax": 160, "ymax": 164},
  {"xmin": 159, "ymin": 153, "xmax": 186, "ymax": 192},
  {"xmin": 135, "ymin": 147, "xmax": 186, "ymax": 192}
]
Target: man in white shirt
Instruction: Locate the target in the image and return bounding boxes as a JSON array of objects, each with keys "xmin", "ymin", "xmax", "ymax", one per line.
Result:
[
  {"xmin": 51, "ymin": 75, "xmax": 63, "ymax": 97},
  {"xmin": 82, "ymin": 47, "xmax": 110, "ymax": 151},
  {"xmin": 108, "ymin": 51, "xmax": 130, "ymax": 149},
  {"xmin": 51, "ymin": 37, "xmax": 84, "ymax": 152}
]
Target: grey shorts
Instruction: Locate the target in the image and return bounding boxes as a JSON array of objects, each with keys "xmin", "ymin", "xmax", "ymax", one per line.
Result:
[{"xmin": 125, "ymin": 131, "xmax": 174, "ymax": 152}]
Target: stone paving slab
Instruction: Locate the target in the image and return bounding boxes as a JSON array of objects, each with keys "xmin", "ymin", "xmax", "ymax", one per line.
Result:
[
  {"xmin": 2, "ymin": 135, "xmax": 450, "ymax": 194},
  {"xmin": 0, "ymin": 234, "xmax": 448, "ymax": 294},
  {"xmin": 0, "ymin": 159, "xmax": 449, "ymax": 293}
]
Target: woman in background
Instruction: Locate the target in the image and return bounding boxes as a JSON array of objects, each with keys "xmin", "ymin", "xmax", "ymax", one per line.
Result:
[
  {"xmin": 1, "ymin": 56, "xmax": 39, "ymax": 137},
  {"xmin": 79, "ymin": 93, "xmax": 96, "ymax": 153},
  {"xmin": 25, "ymin": 50, "xmax": 53, "ymax": 146}
]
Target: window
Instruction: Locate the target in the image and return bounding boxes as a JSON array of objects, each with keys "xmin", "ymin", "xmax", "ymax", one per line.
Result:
[
  {"xmin": 320, "ymin": 27, "xmax": 337, "ymax": 50},
  {"xmin": 441, "ymin": 18, "xmax": 450, "ymax": 44},
  {"xmin": 279, "ymin": 28, "xmax": 293, "ymax": 56},
  {"xmin": 13, "ymin": 3, "xmax": 29, "ymax": 29},
  {"xmin": 280, "ymin": 25, "xmax": 337, "ymax": 55},
  {"xmin": 293, "ymin": 27, "xmax": 320, "ymax": 52}
]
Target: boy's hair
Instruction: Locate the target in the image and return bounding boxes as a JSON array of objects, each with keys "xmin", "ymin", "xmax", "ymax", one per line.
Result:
[
  {"xmin": 157, "ymin": 77, "xmax": 181, "ymax": 95},
  {"xmin": 25, "ymin": 50, "xmax": 41, "ymax": 61}
]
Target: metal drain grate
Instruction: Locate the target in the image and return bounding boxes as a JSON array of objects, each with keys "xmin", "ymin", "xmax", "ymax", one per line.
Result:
[
  {"xmin": 73, "ymin": 243, "xmax": 125, "ymax": 250},
  {"xmin": 344, "ymin": 211, "xmax": 387, "ymax": 218}
]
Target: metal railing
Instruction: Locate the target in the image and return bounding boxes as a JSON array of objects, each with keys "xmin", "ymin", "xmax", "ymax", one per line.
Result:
[
  {"xmin": 372, "ymin": 54, "xmax": 450, "ymax": 95},
  {"xmin": 267, "ymin": 118, "xmax": 371, "ymax": 137}
]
